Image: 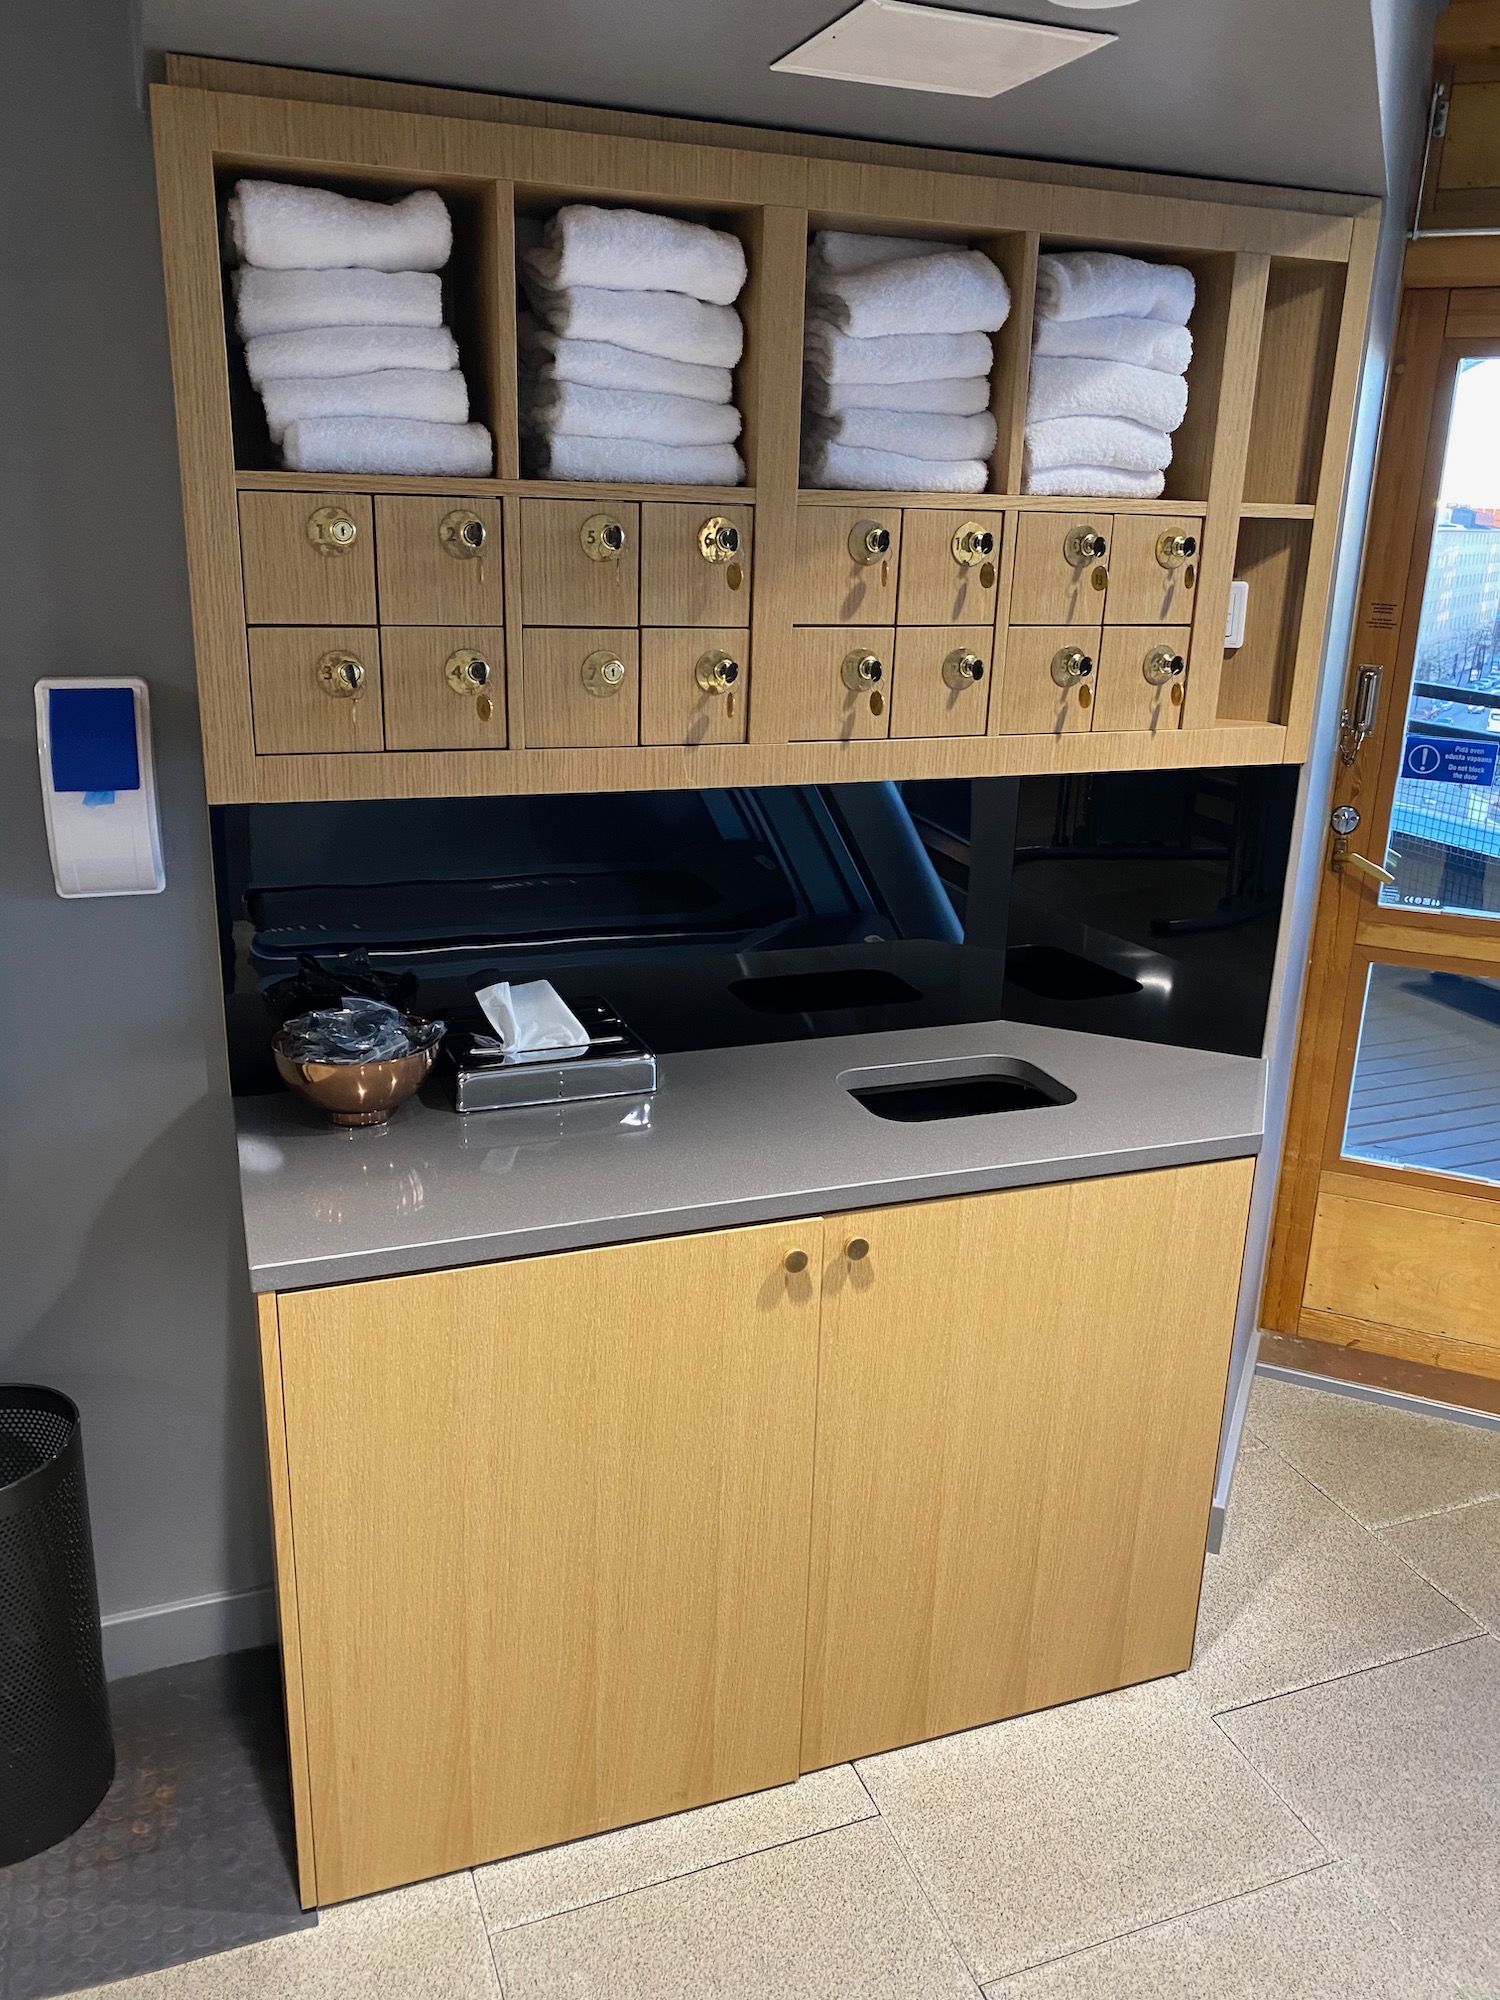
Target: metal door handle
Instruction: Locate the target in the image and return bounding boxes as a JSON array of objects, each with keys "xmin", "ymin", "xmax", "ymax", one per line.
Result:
[{"xmin": 1341, "ymin": 851, "xmax": 1397, "ymax": 886}]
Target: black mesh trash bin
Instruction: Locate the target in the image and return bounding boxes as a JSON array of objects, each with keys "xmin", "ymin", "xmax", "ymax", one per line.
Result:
[{"xmin": 0, "ymin": 1386, "xmax": 114, "ymax": 1863}]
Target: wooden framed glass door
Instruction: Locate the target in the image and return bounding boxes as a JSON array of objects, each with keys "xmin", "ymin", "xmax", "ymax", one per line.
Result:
[{"xmin": 1266, "ymin": 280, "xmax": 1500, "ymax": 1386}]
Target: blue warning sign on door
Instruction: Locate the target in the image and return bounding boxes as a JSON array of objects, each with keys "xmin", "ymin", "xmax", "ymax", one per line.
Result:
[{"xmin": 1403, "ymin": 735, "xmax": 1500, "ymax": 785}]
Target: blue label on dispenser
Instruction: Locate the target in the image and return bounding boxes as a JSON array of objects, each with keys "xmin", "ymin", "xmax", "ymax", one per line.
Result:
[{"xmin": 48, "ymin": 686, "xmax": 140, "ymax": 794}]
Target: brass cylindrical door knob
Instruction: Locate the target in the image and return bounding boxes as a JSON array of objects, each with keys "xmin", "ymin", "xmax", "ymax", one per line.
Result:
[
  {"xmin": 848, "ymin": 521, "xmax": 892, "ymax": 566},
  {"xmin": 1155, "ymin": 530, "xmax": 1198, "ymax": 569},
  {"xmin": 1050, "ymin": 646, "xmax": 1095, "ymax": 688},
  {"xmin": 951, "ymin": 521, "xmax": 996, "ymax": 566},
  {"xmin": 784, "ymin": 1249, "xmax": 809, "ymax": 1274},
  {"xmin": 439, "ymin": 510, "xmax": 487, "ymax": 558},
  {"xmin": 845, "ymin": 1237, "xmax": 870, "ymax": 1261},
  {"xmin": 695, "ymin": 650, "xmax": 741, "ymax": 695},
  {"xmin": 316, "ymin": 651, "xmax": 365, "ymax": 697},
  {"xmin": 1142, "ymin": 645, "xmax": 1186, "ymax": 686},
  {"xmin": 446, "ymin": 650, "xmax": 493, "ymax": 695},
  {"xmin": 306, "ymin": 505, "xmax": 358, "ymax": 555},
  {"xmin": 698, "ymin": 516, "xmax": 741, "ymax": 563},
  {"xmin": 581, "ymin": 649, "xmax": 627, "ymax": 696},
  {"xmin": 1064, "ymin": 525, "xmax": 1108, "ymax": 568},
  {"xmin": 942, "ymin": 648, "xmax": 986, "ymax": 690},
  {"xmin": 580, "ymin": 514, "xmax": 627, "ymax": 561},
  {"xmin": 842, "ymin": 650, "xmax": 884, "ymax": 692}
]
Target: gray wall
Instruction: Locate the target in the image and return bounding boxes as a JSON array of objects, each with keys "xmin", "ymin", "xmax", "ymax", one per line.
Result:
[{"xmin": 0, "ymin": 0, "xmax": 272, "ymax": 1675}]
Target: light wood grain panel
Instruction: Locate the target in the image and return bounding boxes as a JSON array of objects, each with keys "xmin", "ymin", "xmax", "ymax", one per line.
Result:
[
  {"xmin": 1168, "ymin": 252, "xmax": 1236, "ymax": 506},
  {"xmin": 991, "ymin": 232, "xmax": 1039, "ymax": 493},
  {"xmin": 519, "ymin": 498, "xmax": 640, "ymax": 624},
  {"xmin": 992, "ymin": 623, "xmax": 1099, "ymax": 736},
  {"xmin": 1304, "ymin": 1184, "xmax": 1500, "ymax": 1349},
  {"xmin": 374, "ymin": 496, "xmax": 503, "ymax": 625},
  {"xmin": 786, "ymin": 626, "xmax": 893, "ymax": 741},
  {"xmin": 741, "ymin": 205, "xmax": 809, "ymax": 745},
  {"xmin": 792, "ymin": 506, "xmax": 902, "ymax": 625},
  {"xmin": 640, "ymin": 627, "xmax": 749, "ymax": 745},
  {"xmin": 639, "ymin": 502, "xmax": 753, "ymax": 627},
  {"xmin": 1092, "ymin": 625, "xmax": 1189, "ymax": 734},
  {"xmin": 247, "ymin": 626, "xmax": 384, "ymax": 755},
  {"xmin": 802, "ymin": 1160, "xmax": 1253, "ymax": 1768},
  {"xmin": 239, "ymin": 491, "xmax": 376, "ymax": 626},
  {"xmin": 1243, "ymin": 260, "xmax": 1347, "ymax": 506},
  {"xmin": 522, "ymin": 626, "xmax": 639, "ymax": 747},
  {"xmin": 889, "ymin": 626, "xmax": 992, "ymax": 738},
  {"xmin": 257, "ymin": 1296, "xmax": 317, "ymax": 1911},
  {"xmin": 1297, "ymin": 1306, "xmax": 1500, "ymax": 1385},
  {"xmin": 1104, "ymin": 513, "xmax": 1202, "ymax": 627},
  {"xmin": 1406, "ymin": 236, "xmax": 1500, "ymax": 288},
  {"xmin": 1009, "ymin": 511, "xmax": 1112, "ymax": 626},
  {"xmin": 1446, "ymin": 287, "xmax": 1500, "ymax": 340},
  {"xmin": 380, "ymin": 626, "xmax": 507, "ymax": 750},
  {"xmin": 276, "ymin": 1220, "xmax": 822, "ymax": 1903},
  {"xmin": 1218, "ymin": 517, "xmax": 1309, "ymax": 725},
  {"xmin": 894, "ymin": 509, "xmax": 1004, "ymax": 627},
  {"xmin": 1357, "ymin": 920, "xmax": 1500, "ymax": 966}
]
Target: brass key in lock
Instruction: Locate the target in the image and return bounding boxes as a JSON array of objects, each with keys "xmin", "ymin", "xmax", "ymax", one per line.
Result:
[
  {"xmin": 1142, "ymin": 645, "xmax": 1186, "ymax": 687},
  {"xmin": 439, "ymin": 509, "xmax": 488, "ymax": 586},
  {"xmin": 446, "ymin": 649, "xmax": 495, "ymax": 722},
  {"xmin": 580, "ymin": 514, "xmax": 627, "ymax": 562},
  {"xmin": 1050, "ymin": 645, "xmax": 1094, "ymax": 689},
  {"xmin": 1063, "ymin": 525, "xmax": 1107, "ymax": 569},
  {"xmin": 842, "ymin": 648, "xmax": 885, "ymax": 715},
  {"xmin": 698, "ymin": 517, "xmax": 745, "ymax": 593},
  {"xmin": 696, "ymin": 649, "xmax": 741, "ymax": 719},
  {"xmin": 951, "ymin": 521, "xmax": 996, "ymax": 568},
  {"xmin": 849, "ymin": 521, "xmax": 892, "ymax": 589},
  {"xmin": 1155, "ymin": 530, "xmax": 1198, "ymax": 570},
  {"xmin": 316, "ymin": 650, "xmax": 364, "ymax": 697},
  {"xmin": 306, "ymin": 506, "xmax": 358, "ymax": 556},
  {"xmin": 942, "ymin": 648, "xmax": 986, "ymax": 691}
]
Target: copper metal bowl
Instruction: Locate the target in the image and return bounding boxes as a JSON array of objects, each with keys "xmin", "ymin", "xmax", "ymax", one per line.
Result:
[{"xmin": 272, "ymin": 1017, "xmax": 442, "ymax": 1127}]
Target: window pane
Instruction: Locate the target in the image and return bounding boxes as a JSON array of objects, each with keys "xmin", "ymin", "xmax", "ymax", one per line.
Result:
[
  {"xmin": 1383, "ymin": 356, "xmax": 1500, "ymax": 919},
  {"xmin": 1341, "ymin": 961, "xmax": 1500, "ymax": 1186}
]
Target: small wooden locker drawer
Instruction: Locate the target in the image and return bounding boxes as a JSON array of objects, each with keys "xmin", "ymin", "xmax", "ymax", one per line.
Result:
[
  {"xmin": 381, "ymin": 627, "xmax": 507, "ymax": 750},
  {"xmin": 519, "ymin": 499, "xmax": 639, "ymax": 625},
  {"xmin": 1091, "ymin": 626, "xmax": 1188, "ymax": 734},
  {"xmin": 640, "ymin": 629, "xmax": 748, "ymax": 745},
  {"xmin": 895, "ymin": 511, "xmax": 1003, "ymax": 627},
  {"xmin": 992, "ymin": 624, "xmax": 1098, "ymax": 737},
  {"xmin": 788, "ymin": 628, "xmax": 893, "ymax": 742},
  {"xmin": 239, "ymin": 492, "xmax": 376, "ymax": 626},
  {"xmin": 793, "ymin": 507, "xmax": 902, "ymax": 625},
  {"xmin": 1008, "ymin": 511, "xmax": 1112, "ymax": 626},
  {"xmin": 640, "ymin": 504, "xmax": 752, "ymax": 627},
  {"xmin": 374, "ymin": 497, "xmax": 502, "ymax": 625},
  {"xmin": 522, "ymin": 628, "xmax": 639, "ymax": 748},
  {"xmin": 1103, "ymin": 514, "xmax": 1201, "ymax": 627},
  {"xmin": 248, "ymin": 626, "xmax": 384, "ymax": 755},
  {"xmin": 889, "ymin": 627, "xmax": 992, "ymax": 738}
]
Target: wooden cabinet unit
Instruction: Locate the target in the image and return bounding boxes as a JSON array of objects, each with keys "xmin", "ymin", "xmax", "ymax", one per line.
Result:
[
  {"xmin": 153, "ymin": 57, "xmax": 1378, "ymax": 800},
  {"xmin": 258, "ymin": 1159, "xmax": 1253, "ymax": 1909},
  {"xmin": 1092, "ymin": 626, "xmax": 1190, "ymax": 734}
]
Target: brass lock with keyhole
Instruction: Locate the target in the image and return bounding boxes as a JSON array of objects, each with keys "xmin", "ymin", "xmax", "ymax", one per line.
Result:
[
  {"xmin": 951, "ymin": 521, "xmax": 996, "ymax": 568},
  {"xmin": 1142, "ymin": 645, "xmax": 1186, "ymax": 687},
  {"xmin": 697, "ymin": 516, "xmax": 741, "ymax": 563},
  {"xmin": 446, "ymin": 649, "xmax": 495, "ymax": 722},
  {"xmin": 942, "ymin": 649, "xmax": 986, "ymax": 691},
  {"xmin": 581, "ymin": 648, "xmax": 627, "ymax": 697},
  {"xmin": 1063, "ymin": 525, "xmax": 1108, "ymax": 569},
  {"xmin": 842, "ymin": 648, "xmax": 886, "ymax": 717},
  {"xmin": 439, "ymin": 510, "xmax": 487, "ymax": 560},
  {"xmin": 580, "ymin": 514, "xmax": 628, "ymax": 563},
  {"xmin": 695, "ymin": 650, "xmax": 741, "ymax": 696},
  {"xmin": 306, "ymin": 506, "xmax": 359, "ymax": 556},
  {"xmin": 1155, "ymin": 530, "xmax": 1198, "ymax": 571},
  {"xmin": 1050, "ymin": 646, "xmax": 1095, "ymax": 689},
  {"xmin": 316, "ymin": 651, "xmax": 365, "ymax": 697},
  {"xmin": 848, "ymin": 521, "xmax": 892, "ymax": 567}
]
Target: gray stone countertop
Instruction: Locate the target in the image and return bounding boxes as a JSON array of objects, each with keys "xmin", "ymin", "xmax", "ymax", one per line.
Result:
[{"xmin": 234, "ymin": 1019, "xmax": 1266, "ymax": 1294}]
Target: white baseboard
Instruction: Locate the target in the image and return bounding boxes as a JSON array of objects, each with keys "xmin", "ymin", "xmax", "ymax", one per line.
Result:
[{"xmin": 101, "ymin": 1583, "xmax": 277, "ymax": 1681}]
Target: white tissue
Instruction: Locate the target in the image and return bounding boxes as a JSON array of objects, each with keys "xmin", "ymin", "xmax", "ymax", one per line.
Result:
[
  {"xmin": 526, "ymin": 204, "xmax": 746, "ymax": 305},
  {"xmin": 475, "ymin": 980, "xmax": 591, "ymax": 1061},
  {"xmin": 228, "ymin": 180, "xmax": 452, "ymax": 272}
]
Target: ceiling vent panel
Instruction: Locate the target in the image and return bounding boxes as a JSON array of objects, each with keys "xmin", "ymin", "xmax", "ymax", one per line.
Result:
[{"xmin": 770, "ymin": 0, "xmax": 1114, "ymax": 99}]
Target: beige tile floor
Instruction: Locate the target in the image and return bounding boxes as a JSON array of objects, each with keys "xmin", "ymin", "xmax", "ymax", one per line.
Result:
[{"xmin": 81, "ymin": 1375, "xmax": 1500, "ymax": 2000}]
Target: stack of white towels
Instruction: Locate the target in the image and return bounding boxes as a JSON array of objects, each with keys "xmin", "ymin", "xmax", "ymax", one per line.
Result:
[
  {"xmin": 1022, "ymin": 251, "xmax": 1195, "ymax": 499},
  {"xmin": 230, "ymin": 180, "xmax": 493, "ymax": 477},
  {"xmin": 517, "ymin": 206, "xmax": 747, "ymax": 485},
  {"xmin": 802, "ymin": 233, "xmax": 1010, "ymax": 493}
]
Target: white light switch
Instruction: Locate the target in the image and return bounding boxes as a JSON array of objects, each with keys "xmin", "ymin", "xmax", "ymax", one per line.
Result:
[{"xmin": 35, "ymin": 678, "xmax": 165, "ymax": 897}]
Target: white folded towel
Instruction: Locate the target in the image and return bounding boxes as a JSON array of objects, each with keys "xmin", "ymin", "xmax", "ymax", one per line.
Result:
[
  {"xmin": 234, "ymin": 268, "xmax": 444, "ymax": 338},
  {"xmin": 228, "ymin": 181, "xmax": 452, "ymax": 272},
  {"xmin": 1034, "ymin": 251, "xmax": 1195, "ymax": 327},
  {"xmin": 803, "ymin": 441, "xmax": 988, "ymax": 493},
  {"xmin": 809, "ymin": 230, "xmax": 945, "ymax": 275},
  {"xmin": 521, "ymin": 380, "xmax": 742, "ymax": 447},
  {"xmin": 1024, "ymin": 414, "xmax": 1173, "ymax": 476},
  {"xmin": 281, "ymin": 416, "xmax": 493, "ymax": 476},
  {"xmin": 244, "ymin": 323, "xmax": 459, "ymax": 387},
  {"xmin": 526, "ymin": 434, "xmax": 746, "ymax": 485},
  {"xmin": 1027, "ymin": 355, "xmax": 1188, "ymax": 433},
  {"xmin": 476, "ymin": 979, "xmax": 590, "ymax": 1059},
  {"xmin": 1023, "ymin": 463, "xmax": 1167, "ymax": 500},
  {"xmin": 260, "ymin": 369, "xmax": 470, "ymax": 442},
  {"xmin": 525, "ymin": 279, "xmax": 743, "ymax": 368},
  {"xmin": 810, "ymin": 406, "xmax": 997, "ymax": 462},
  {"xmin": 804, "ymin": 373, "xmax": 991, "ymax": 416},
  {"xmin": 1033, "ymin": 314, "xmax": 1193, "ymax": 374},
  {"xmin": 804, "ymin": 324, "xmax": 994, "ymax": 385},
  {"xmin": 525, "ymin": 204, "xmax": 746, "ymax": 306},
  {"xmin": 812, "ymin": 250, "xmax": 1011, "ymax": 338},
  {"xmin": 519, "ymin": 321, "xmax": 732, "ymax": 403}
]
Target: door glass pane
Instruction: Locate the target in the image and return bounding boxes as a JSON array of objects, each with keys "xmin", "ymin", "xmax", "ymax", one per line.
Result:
[
  {"xmin": 1384, "ymin": 357, "xmax": 1500, "ymax": 918},
  {"xmin": 1342, "ymin": 961, "xmax": 1500, "ymax": 1185}
]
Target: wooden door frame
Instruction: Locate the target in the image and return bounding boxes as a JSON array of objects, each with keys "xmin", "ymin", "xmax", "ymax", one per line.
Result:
[{"xmin": 1263, "ymin": 281, "xmax": 1500, "ymax": 1337}]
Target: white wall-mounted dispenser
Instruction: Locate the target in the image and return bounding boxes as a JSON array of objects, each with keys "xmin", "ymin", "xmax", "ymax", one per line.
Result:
[
  {"xmin": 1224, "ymin": 579, "xmax": 1250, "ymax": 651},
  {"xmin": 34, "ymin": 678, "xmax": 165, "ymax": 897}
]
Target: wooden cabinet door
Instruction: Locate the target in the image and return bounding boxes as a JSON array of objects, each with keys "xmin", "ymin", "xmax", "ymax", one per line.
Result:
[
  {"xmin": 380, "ymin": 626, "xmax": 507, "ymax": 750},
  {"xmin": 802, "ymin": 1160, "xmax": 1254, "ymax": 1770},
  {"xmin": 1091, "ymin": 625, "xmax": 1189, "ymax": 734},
  {"xmin": 792, "ymin": 506, "xmax": 902, "ymax": 624},
  {"xmin": 239, "ymin": 491, "xmax": 376, "ymax": 625},
  {"xmin": 640, "ymin": 628, "xmax": 748, "ymax": 744},
  {"xmin": 640, "ymin": 502, "xmax": 752, "ymax": 627},
  {"xmin": 275, "ymin": 1218, "xmax": 823, "ymax": 1904},
  {"xmin": 1009, "ymin": 510, "xmax": 1112, "ymax": 625},
  {"xmin": 1103, "ymin": 512, "xmax": 1200, "ymax": 627},
  {"xmin": 374, "ymin": 496, "xmax": 503, "ymax": 625},
  {"xmin": 889, "ymin": 626, "xmax": 992, "ymax": 738},
  {"xmin": 247, "ymin": 626, "xmax": 383, "ymax": 754},
  {"xmin": 786, "ymin": 626, "xmax": 893, "ymax": 741},
  {"xmin": 519, "ymin": 498, "xmax": 640, "ymax": 624},
  {"xmin": 991, "ymin": 623, "xmax": 1098, "ymax": 736},
  {"xmin": 895, "ymin": 509, "xmax": 1003, "ymax": 627},
  {"xmin": 522, "ymin": 627, "xmax": 640, "ymax": 747}
]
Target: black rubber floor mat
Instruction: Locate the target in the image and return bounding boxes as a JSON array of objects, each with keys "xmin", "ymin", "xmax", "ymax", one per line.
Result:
[{"xmin": 0, "ymin": 1647, "xmax": 314, "ymax": 2000}]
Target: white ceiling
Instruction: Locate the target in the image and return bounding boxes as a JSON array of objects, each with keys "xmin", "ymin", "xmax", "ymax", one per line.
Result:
[{"xmin": 144, "ymin": 0, "xmax": 1427, "ymax": 197}]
